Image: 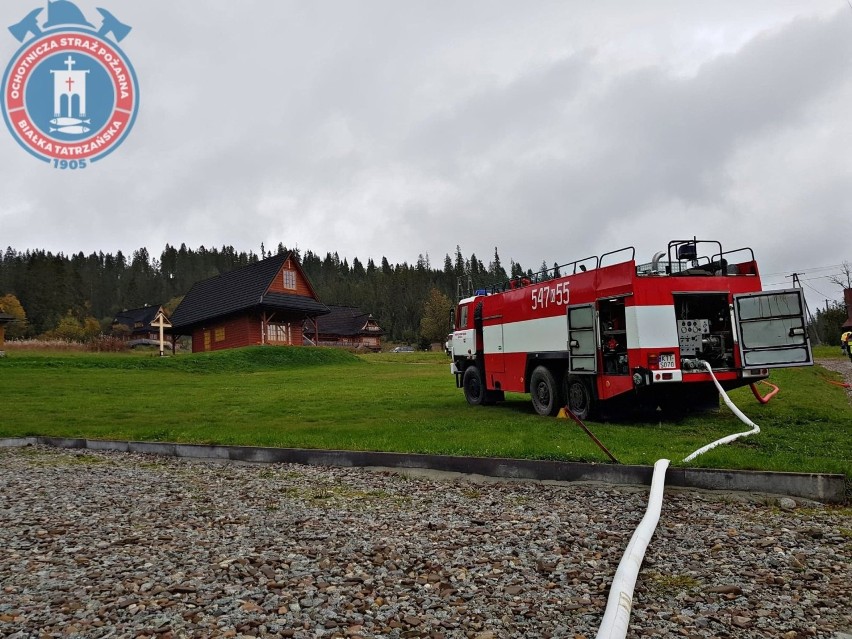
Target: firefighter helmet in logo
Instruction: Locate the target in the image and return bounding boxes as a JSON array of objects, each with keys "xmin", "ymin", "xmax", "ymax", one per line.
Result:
[
  {"xmin": 2, "ymin": 1, "xmax": 139, "ymax": 168},
  {"xmin": 42, "ymin": 0, "xmax": 95, "ymax": 29}
]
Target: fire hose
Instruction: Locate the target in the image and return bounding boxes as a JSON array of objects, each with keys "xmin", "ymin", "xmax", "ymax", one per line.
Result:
[
  {"xmin": 683, "ymin": 361, "xmax": 761, "ymax": 462},
  {"xmin": 750, "ymin": 380, "xmax": 779, "ymax": 404},
  {"xmin": 594, "ymin": 458, "xmax": 669, "ymax": 638},
  {"xmin": 595, "ymin": 360, "xmax": 762, "ymax": 639}
]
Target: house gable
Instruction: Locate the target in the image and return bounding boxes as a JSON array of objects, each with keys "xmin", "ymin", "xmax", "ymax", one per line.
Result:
[
  {"xmin": 266, "ymin": 255, "xmax": 317, "ymax": 298},
  {"xmin": 361, "ymin": 317, "xmax": 382, "ymax": 333}
]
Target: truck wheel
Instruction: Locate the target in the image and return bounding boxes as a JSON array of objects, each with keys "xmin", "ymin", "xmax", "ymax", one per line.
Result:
[
  {"xmin": 463, "ymin": 366, "xmax": 486, "ymax": 406},
  {"xmin": 530, "ymin": 366, "xmax": 561, "ymax": 416},
  {"xmin": 565, "ymin": 376, "xmax": 594, "ymax": 420}
]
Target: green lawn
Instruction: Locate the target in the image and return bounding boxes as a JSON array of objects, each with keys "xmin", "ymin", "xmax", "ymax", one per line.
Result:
[{"xmin": 0, "ymin": 346, "xmax": 849, "ymax": 477}]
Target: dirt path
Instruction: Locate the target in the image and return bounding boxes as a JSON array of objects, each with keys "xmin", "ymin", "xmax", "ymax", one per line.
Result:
[{"xmin": 815, "ymin": 357, "xmax": 852, "ymax": 405}]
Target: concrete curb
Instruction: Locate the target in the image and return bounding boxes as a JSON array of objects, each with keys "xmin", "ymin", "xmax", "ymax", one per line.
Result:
[{"xmin": 1, "ymin": 436, "xmax": 846, "ymax": 503}]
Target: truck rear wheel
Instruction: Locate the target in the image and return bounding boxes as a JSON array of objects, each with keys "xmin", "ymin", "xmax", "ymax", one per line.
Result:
[
  {"xmin": 565, "ymin": 375, "xmax": 594, "ymax": 420},
  {"xmin": 530, "ymin": 366, "xmax": 561, "ymax": 416},
  {"xmin": 463, "ymin": 366, "xmax": 486, "ymax": 406}
]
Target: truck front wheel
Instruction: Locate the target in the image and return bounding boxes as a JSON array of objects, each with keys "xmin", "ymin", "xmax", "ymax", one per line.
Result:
[
  {"xmin": 530, "ymin": 366, "xmax": 561, "ymax": 416},
  {"xmin": 463, "ymin": 366, "xmax": 486, "ymax": 406}
]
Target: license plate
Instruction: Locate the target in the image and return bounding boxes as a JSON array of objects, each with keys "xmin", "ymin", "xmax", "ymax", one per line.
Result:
[{"xmin": 658, "ymin": 353, "xmax": 676, "ymax": 369}]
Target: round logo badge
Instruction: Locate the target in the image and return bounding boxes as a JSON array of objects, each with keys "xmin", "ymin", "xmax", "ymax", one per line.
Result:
[{"xmin": 2, "ymin": 3, "xmax": 139, "ymax": 169}]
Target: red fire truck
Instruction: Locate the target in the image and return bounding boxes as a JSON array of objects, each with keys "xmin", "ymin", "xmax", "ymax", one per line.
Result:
[{"xmin": 450, "ymin": 239, "xmax": 813, "ymax": 418}]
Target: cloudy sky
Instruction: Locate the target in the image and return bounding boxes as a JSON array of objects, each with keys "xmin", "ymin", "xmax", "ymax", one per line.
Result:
[{"xmin": 1, "ymin": 0, "xmax": 850, "ymax": 308}]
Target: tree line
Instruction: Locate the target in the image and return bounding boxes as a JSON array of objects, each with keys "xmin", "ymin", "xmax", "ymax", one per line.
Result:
[
  {"xmin": 4, "ymin": 243, "xmax": 844, "ymax": 346},
  {"xmin": 0, "ymin": 242, "xmax": 534, "ymax": 345},
  {"xmin": 813, "ymin": 302, "xmax": 849, "ymax": 347}
]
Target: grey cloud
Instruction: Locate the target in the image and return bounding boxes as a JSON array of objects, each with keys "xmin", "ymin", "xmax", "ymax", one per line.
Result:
[{"xmin": 0, "ymin": 0, "xmax": 848, "ymax": 308}]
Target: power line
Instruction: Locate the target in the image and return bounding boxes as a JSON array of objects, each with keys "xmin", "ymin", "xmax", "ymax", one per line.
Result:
[
  {"xmin": 763, "ymin": 274, "xmax": 842, "ymax": 304},
  {"xmin": 761, "ymin": 263, "xmax": 846, "ymax": 278},
  {"xmin": 802, "ymin": 281, "xmax": 832, "ymax": 299},
  {"xmin": 762, "ymin": 274, "xmax": 842, "ymax": 287}
]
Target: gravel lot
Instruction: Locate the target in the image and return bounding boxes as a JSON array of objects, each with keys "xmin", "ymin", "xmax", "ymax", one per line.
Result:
[
  {"xmin": 815, "ymin": 358, "xmax": 852, "ymax": 405},
  {"xmin": 0, "ymin": 445, "xmax": 849, "ymax": 639}
]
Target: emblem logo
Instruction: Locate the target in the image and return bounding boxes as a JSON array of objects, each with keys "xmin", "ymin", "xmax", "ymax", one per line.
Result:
[{"xmin": 2, "ymin": 1, "xmax": 139, "ymax": 169}]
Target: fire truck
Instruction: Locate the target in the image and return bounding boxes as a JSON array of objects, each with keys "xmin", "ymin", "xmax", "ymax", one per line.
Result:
[{"xmin": 450, "ymin": 239, "xmax": 813, "ymax": 419}]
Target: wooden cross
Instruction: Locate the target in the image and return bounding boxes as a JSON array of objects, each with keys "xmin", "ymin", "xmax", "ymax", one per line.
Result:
[{"xmin": 150, "ymin": 309, "xmax": 172, "ymax": 357}]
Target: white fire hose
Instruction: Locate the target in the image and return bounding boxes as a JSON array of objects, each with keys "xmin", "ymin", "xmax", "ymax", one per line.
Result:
[
  {"xmin": 682, "ymin": 361, "xmax": 760, "ymax": 462},
  {"xmin": 595, "ymin": 458, "xmax": 670, "ymax": 639},
  {"xmin": 595, "ymin": 361, "xmax": 762, "ymax": 639}
]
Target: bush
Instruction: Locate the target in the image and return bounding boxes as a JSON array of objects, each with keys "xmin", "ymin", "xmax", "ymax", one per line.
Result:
[
  {"xmin": 3, "ymin": 338, "xmax": 85, "ymax": 352},
  {"xmin": 87, "ymin": 335, "xmax": 130, "ymax": 353}
]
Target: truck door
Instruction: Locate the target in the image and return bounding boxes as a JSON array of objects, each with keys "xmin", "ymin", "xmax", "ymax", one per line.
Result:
[
  {"xmin": 567, "ymin": 304, "xmax": 598, "ymax": 374},
  {"xmin": 451, "ymin": 302, "xmax": 476, "ymax": 358},
  {"xmin": 732, "ymin": 289, "xmax": 813, "ymax": 368},
  {"xmin": 483, "ymin": 295, "xmax": 505, "ymax": 373}
]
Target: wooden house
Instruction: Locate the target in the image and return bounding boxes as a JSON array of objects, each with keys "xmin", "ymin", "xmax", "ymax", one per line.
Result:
[
  {"xmin": 169, "ymin": 252, "xmax": 330, "ymax": 353},
  {"xmin": 0, "ymin": 312, "xmax": 13, "ymax": 351},
  {"xmin": 111, "ymin": 305, "xmax": 167, "ymax": 346},
  {"xmin": 304, "ymin": 305, "xmax": 384, "ymax": 351}
]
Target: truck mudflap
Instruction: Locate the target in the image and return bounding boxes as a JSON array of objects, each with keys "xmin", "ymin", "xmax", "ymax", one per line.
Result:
[{"xmin": 732, "ymin": 289, "xmax": 813, "ymax": 368}]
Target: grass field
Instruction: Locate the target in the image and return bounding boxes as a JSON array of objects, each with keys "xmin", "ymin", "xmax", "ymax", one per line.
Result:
[{"xmin": 0, "ymin": 345, "xmax": 849, "ymax": 478}]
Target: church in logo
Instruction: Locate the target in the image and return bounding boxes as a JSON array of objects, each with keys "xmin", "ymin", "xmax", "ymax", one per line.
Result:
[{"xmin": 2, "ymin": 1, "xmax": 139, "ymax": 168}]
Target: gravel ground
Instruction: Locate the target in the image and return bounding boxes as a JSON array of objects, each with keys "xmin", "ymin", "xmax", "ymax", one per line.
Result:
[
  {"xmin": 0, "ymin": 445, "xmax": 849, "ymax": 639},
  {"xmin": 815, "ymin": 358, "xmax": 852, "ymax": 405}
]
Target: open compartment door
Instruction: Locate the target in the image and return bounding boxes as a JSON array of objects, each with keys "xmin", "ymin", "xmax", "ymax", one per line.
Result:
[
  {"xmin": 733, "ymin": 289, "xmax": 813, "ymax": 368},
  {"xmin": 567, "ymin": 304, "xmax": 598, "ymax": 374}
]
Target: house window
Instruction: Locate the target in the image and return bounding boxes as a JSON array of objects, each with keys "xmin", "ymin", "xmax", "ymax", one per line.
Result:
[
  {"xmin": 267, "ymin": 322, "xmax": 291, "ymax": 344},
  {"xmin": 283, "ymin": 270, "xmax": 296, "ymax": 290},
  {"xmin": 215, "ymin": 327, "xmax": 226, "ymax": 342}
]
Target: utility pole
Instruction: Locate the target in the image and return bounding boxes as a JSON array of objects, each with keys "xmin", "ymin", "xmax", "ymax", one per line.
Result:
[{"xmin": 788, "ymin": 273, "xmax": 821, "ymax": 345}]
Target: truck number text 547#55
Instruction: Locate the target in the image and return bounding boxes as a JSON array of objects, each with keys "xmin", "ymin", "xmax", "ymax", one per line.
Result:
[{"xmin": 530, "ymin": 282, "xmax": 569, "ymax": 311}]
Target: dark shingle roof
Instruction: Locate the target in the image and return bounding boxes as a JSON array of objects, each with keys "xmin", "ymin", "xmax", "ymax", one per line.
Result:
[
  {"xmin": 306, "ymin": 305, "xmax": 383, "ymax": 337},
  {"xmin": 112, "ymin": 306, "xmax": 162, "ymax": 333},
  {"xmin": 262, "ymin": 292, "xmax": 329, "ymax": 316},
  {"xmin": 170, "ymin": 253, "xmax": 328, "ymax": 330}
]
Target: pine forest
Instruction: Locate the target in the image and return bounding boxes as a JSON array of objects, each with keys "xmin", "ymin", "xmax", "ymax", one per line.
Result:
[{"xmin": 0, "ymin": 242, "xmax": 535, "ymax": 346}]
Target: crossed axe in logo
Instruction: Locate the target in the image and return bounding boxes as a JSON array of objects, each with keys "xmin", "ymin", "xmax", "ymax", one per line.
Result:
[{"xmin": 9, "ymin": 6, "xmax": 131, "ymax": 43}]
